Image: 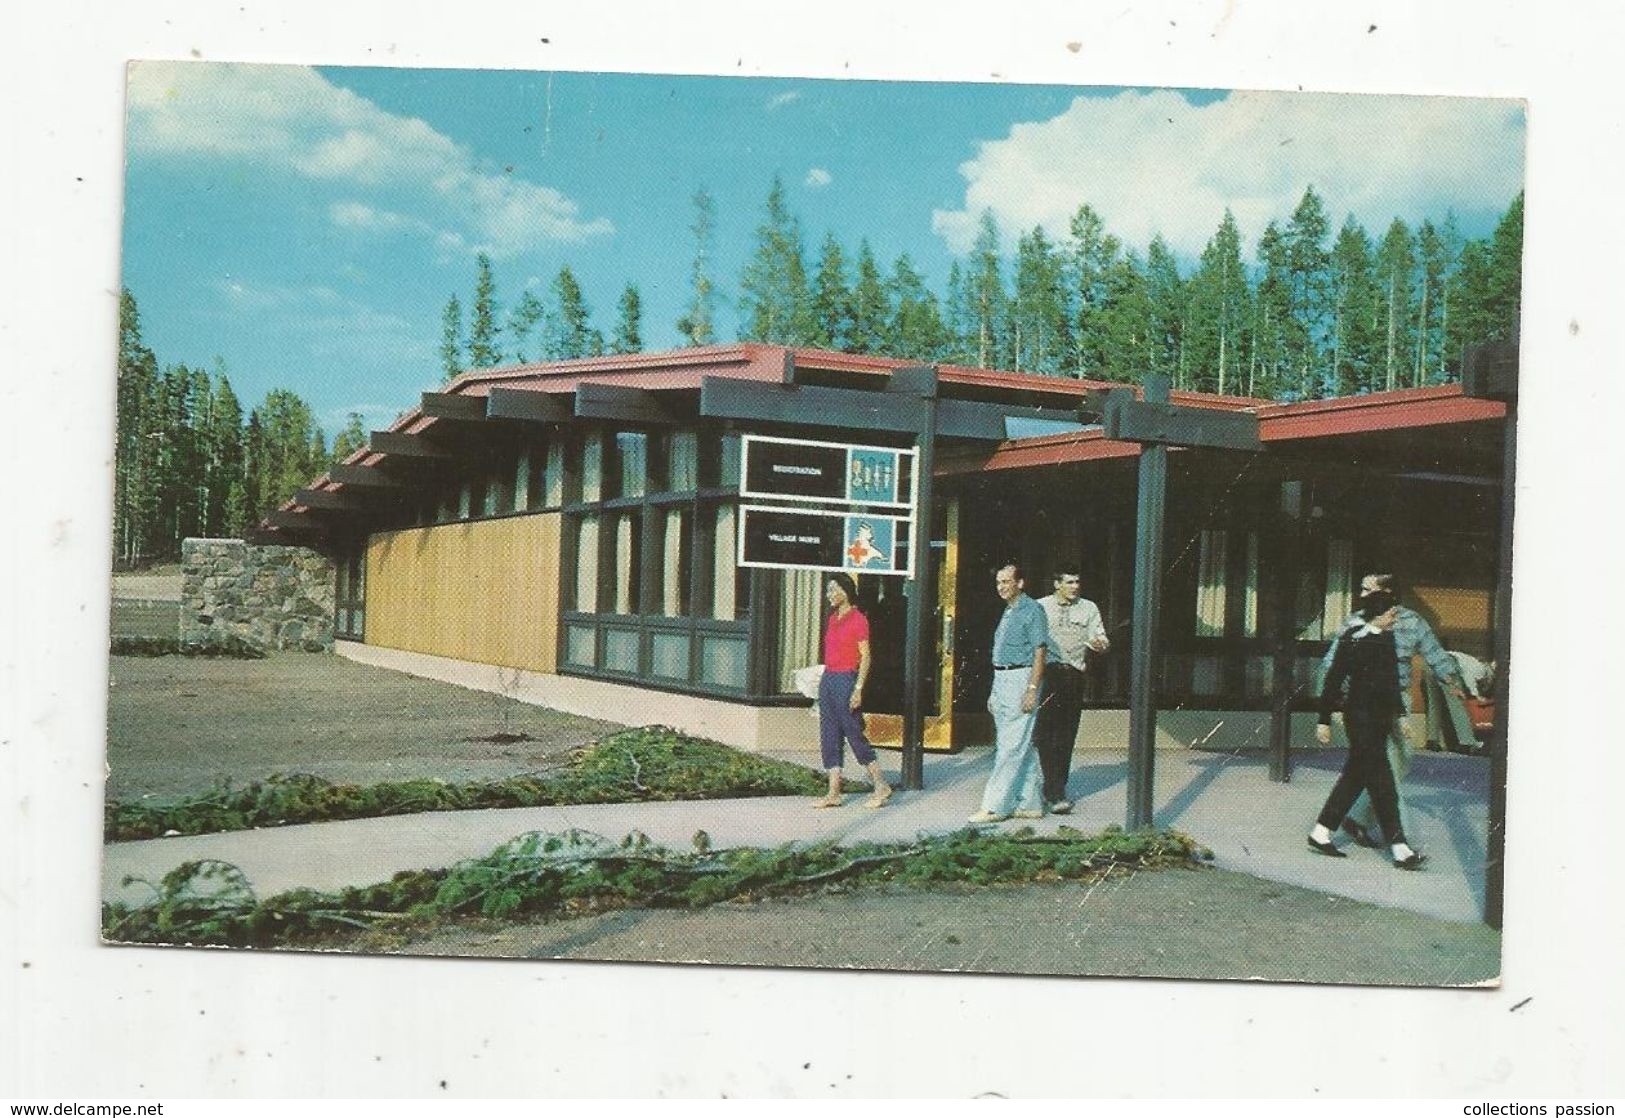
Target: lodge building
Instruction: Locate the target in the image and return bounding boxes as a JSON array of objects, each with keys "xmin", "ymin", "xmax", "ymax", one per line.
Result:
[{"xmin": 265, "ymin": 344, "xmax": 1508, "ymax": 755}]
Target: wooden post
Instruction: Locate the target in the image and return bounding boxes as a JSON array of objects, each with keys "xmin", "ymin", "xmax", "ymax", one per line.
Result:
[
  {"xmin": 1125, "ymin": 376, "xmax": 1171, "ymax": 830},
  {"xmin": 1269, "ymin": 480, "xmax": 1305, "ymax": 783}
]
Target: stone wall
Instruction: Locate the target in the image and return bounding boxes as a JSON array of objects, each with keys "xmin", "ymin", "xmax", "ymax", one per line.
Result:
[{"xmin": 180, "ymin": 538, "xmax": 335, "ymax": 652}]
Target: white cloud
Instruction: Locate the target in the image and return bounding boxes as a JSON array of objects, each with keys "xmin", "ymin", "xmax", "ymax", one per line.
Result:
[
  {"xmin": 805, "ymin": 167, "xmax": 833, "ymax": 188},
  {"xmin": 127, "ymin": 61, "xmax": 613, "ymax": 258},
  {"xmin": 766, "ymin": 91, "xmax": 802, "ymax": 111},
  {"xmin": 328, "ymin": 201, "xmax": 434, "ymax": 236},
  {"xmin": 931, "ymin": 89, "xmax": 1525, "ymax": 258}
]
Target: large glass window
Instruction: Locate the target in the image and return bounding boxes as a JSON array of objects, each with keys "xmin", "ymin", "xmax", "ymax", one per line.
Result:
[
  {"xmin": 605, "ymin": 510, "xmax": 641, "ymax": 615},
  {"xmin": 574, "ymin": 515, "xmax": 600, "ymax": 612},
  {"xmin": 1194, "ymin": 529, "xmax": 1228, "ymax": 637},
  {"xmin": 649, "ymin": 506, "xmax": 693, "ymax": 616},
  {"xmin": 561, "ymin": 429, "xmax": 751, "ymax": 695},
  {"xmin": 711, "ymin": 503, "xmax": 739, "ymax": 621},
  {"xmin": 1296, "ymin": 537, "xmax": 1355, "ymax": 639}
]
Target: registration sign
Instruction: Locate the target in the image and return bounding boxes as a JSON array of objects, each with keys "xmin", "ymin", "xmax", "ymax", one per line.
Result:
[{"xmin": 741, "ymin": 434, "xmax": 915, "ymax": 508}]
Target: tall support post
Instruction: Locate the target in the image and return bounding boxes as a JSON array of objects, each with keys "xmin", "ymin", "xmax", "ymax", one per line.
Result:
[
  {"xmin": 1268, "ymin": 481, "xmax": 1305, "ymax": 782},
  {"xmin": 1485, "ymin": 394, "xmax": 1516, "ymax": 929},
  {"xmin": 895, "ymin": 367, "xmax": 939, "ymax": 792},
  {"xmin": 1125, "ymin": 376, "xmax": 1171, "ymax": 830},
  {"xmin": 1464, "ymin": 338, "xmax": 1517, "ymax": 929}
]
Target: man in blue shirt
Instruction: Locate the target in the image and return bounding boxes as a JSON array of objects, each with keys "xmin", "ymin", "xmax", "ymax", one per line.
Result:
[{"xmin": 970, "ymin": 562, "xmax": 1059, "ymax": 824}]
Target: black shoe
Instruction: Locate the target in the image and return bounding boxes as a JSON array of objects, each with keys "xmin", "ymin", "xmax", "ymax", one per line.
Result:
[
  {"xmin": 1307, "ymin": 835, "xmax": 1347, "ymax": 858},
  {"xmin": 1341, "ymin": 819, "xmax": 1383, "ymax": 849},
  {"xmin": 1394, "ymin": 852, "xmax": 1428, "ymax": 871}
]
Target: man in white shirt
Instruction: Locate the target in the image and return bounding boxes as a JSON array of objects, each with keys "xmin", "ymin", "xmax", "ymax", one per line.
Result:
[{"xmin": 1032, "ymin": 568, "xmax": 1110, "ymax": 814}]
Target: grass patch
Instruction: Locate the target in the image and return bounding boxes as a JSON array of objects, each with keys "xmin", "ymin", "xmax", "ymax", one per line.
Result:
[
  {"xmin": 105, "ymin": 726, "xmax": 847, "ymax": 841},
  {"xmin": 102, "ymin": 825, "xmax": 1206, "ymax": 949}
]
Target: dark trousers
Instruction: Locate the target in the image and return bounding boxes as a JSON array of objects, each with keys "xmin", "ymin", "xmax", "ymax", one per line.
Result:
[
  {"xmin": 1033, "ymin": 663, "xmax": 1086, "ymax": 802},
  {"xmin": 819, "ymin": 669, "xmax": 876, "ymax": 770},
  {"xmin": 1316, "ymin": 709, "xmax": 1407, "ymax": 845}
]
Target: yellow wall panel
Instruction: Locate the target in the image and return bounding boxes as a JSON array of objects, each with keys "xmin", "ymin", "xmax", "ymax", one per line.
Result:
[{"xmin": 364, "ymin": 514, "xmax": 562, "ymax": 673}]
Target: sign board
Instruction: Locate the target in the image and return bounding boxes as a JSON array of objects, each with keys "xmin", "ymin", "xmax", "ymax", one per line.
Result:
[
  {"xmin": 738, "ymin": 505, "xmax": 914, "ymax": 576},
  {"xmin": 741, "ymin": 434, "xmax": 915, "ymax": 508}
]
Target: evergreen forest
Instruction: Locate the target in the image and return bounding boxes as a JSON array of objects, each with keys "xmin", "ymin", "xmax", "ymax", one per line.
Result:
[{"xmin": 116, "ymin": 182, "xmax": 1522, "ymax": 565}]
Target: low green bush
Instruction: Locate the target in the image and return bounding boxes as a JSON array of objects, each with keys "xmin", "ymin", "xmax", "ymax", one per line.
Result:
[
  {"xmin": 111, "ymin": 635, "xmax": 267, "ymax": 659},
  {"xmin": 102, "ymin": 826, "xmax": 1204, "ymax": 948},
  {"xmin": 105, "ymin": 727, "xmax": 841, "ymax": 841}
]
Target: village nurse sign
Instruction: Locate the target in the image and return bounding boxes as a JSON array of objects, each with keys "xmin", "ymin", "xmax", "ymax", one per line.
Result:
[{"xmin": 738, "ymin": 435, "xmax": 918, "ymax": 577}]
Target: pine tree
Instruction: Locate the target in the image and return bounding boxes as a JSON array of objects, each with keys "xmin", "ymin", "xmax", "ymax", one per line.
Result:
[
  {"xmin": 968, "ymin": 211, "xmax": 1007, "ymax": 368},
  {"xmin": 1377, "ymin": 219, "xmax": 1419, "ymax": 391},
  {"xmin": 886, "ymin": 253, "xmax": 949, "ymax": 362},
  {"xmin": 738, "ymin": 175, "xmax": 813, "ymax": 345},
  {"xmin": 331, "ymin": 412, "xmax": 368, "ymax": 465},
  {"xmin": 439, "ymin": 294, "xmax": 465, "ymax": 382},
  {"xmin": 1251, "ymin": 221, "xmax": 1295, "ymax": 399},
  {"xmin": 1285, "ymin": 187, "xmax": 1332, "ymax": 396},
  {"xmin": 1098, "ymin": 251, "xmax": 1153, "ymax": 383},
  {"xmin": 1012, "ymin": 227, "xmax": 1070, "ymax": 375},
  {"xmin": 1413, "ymin": 221, "xmax": 1442, "ymax": 386},
  {"xmin": 507, "ymin": 290, "xmax": 547, "ymax": 364},
  {"xmin": 1067, "ymin": 203, "xmax": 1121, "ymax": 376},
  {"xmin": 204, "ymin": 370, "xmax": 245, "ymax": 537},
  {"xmin": 848, "ymin": 240, "xmax": 889, "ymax": 356},
  {"xmin": 546, "ymin": 266, "xmax": 599, "ymax": 360},
  {"xmin": 468, "ymin": 254, "xmax": 503, "ymax": 368},
  {"xmin": 115, "ymin": 289, "xmax": 160, "ymax": 564},
  {"xmin": 1144, "ymin": 234, "xmax": 1186, "ymax": 384},
  {"xmin": 942, "ymin": 261, "xmax": 975, "ymax": 365},
  {"xmin": 243, "ymin": 389, "xmax": 325, "ymax": 525},
  {"xmin": 611, "ymin": 284, "xmax": 643, "ymax": 355},
  {"xmin": 1485, "ymin": 192, "xmax": 1524, "ymax": 343},
  {"xmin": 1330, "ymin": 217, "xmax": 1382, "ymax": 394},
  {"xmin": 676, "ymin": 186, "xmax": 718, "ymax": 346},
  {"xmin": 810, "ymin": 233, "xmax": 853, "ymax": 350},
  {"xmin": 1186, "ymin": 210, "xmax": 1249, "ymax": 396}
]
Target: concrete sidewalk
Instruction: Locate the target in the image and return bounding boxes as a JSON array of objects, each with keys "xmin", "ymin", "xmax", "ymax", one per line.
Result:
[{"xmin": 101, "ymin": 746, "xmax": 1490, "ymax": 924}]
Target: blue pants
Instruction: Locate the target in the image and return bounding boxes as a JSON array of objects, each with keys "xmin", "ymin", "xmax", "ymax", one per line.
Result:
[
  {"xmin": 819, "ymin": 670, "xmax": 876, "ymax": 770},
  {"xmin": 980, "ymin": 670, "xmax": 1044, "ymax": 815}
]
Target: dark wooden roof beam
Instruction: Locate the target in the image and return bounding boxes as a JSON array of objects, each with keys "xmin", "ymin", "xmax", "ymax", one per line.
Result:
[
  {"xmin": 421, "ymin": 392, "xmax": 489, "ymax": 421},
  {"xmin": 574, "ymin": 382, "xmax": 674, "ymax": 425},
  {"xmin": 295, "ymin": 487, "xmax": 371, "ymax": 511},
  {"xmin": 329, "ymin": 463, "xmax": 410, "ymax": 489},
  {"xmin": 487, "ymin": 386, "xmax": 572, "ymax": 424},
  {"xmin": 369, "ymin": 430, "xmax": 456, "ymax": 459}
]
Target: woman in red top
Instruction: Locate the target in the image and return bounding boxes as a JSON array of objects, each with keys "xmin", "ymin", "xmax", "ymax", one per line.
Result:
[{"xmin": 813, "ymin": 572, "xmax": 894, "ymax": 809}]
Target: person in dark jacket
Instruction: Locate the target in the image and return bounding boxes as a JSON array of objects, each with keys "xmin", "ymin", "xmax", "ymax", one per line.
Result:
[{"xmin": 1306, "ymin": 588, "xmax": 1427, "ymax": 870}]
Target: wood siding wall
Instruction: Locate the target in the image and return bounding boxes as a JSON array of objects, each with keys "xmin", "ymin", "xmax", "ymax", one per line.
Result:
[{"xmin": 364, "ymin": 514, "xmax": 562, "ymax": 673}]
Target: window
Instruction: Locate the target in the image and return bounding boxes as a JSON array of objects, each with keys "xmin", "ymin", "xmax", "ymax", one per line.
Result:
[
  {"xmin": 711, "ymin": 503, "xmax": 739, "ymax": 621},
  {"xmin": 574, "ymin": 515, "xmax": 600, "ymax": 612},
  {"xmin": 1297, "ymin": 537, "xmax": 1354, "ymax": 639},
  {"xmin": 580, "ymin": 432, "xmax": 603, "ymax": 503},
  {"xmin": 334, "ymin": 550, "xmax": 365, "ymax": 640},
  {"xmin": 605, "ymin": 510, "xmax": 641, "ymax": 615},
  {"xmin": 1195, "ymin": 529, "xmax": 1228, "ymax": 636},
  {"xmin": 612, "ymin": 431, "xmax": 648, "ymax": 500},
  {"xmin": 560, "ymin": 430, "xmax": 751, "ymax": 695},
  {"xmin": 649, "ymin": 506, "xmax": 693, "ymax": 616},
  {"xmin": 513, "ymin": 448, "xmax": 531, "ymax": 510},
  {"xmin": 669, "ymin": 432, "xmax": 699, "ymax": 492}
]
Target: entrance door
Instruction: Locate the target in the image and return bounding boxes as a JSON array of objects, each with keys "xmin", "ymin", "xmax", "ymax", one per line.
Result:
[{"xmin": 863, "ymin": 498, "xmax": 959, "ymax": 751}]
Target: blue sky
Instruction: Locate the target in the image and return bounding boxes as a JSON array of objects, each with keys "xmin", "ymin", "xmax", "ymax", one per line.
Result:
[{"xmin": 120, "ymin": 64, "xmax": 1524, "ymax": 434}]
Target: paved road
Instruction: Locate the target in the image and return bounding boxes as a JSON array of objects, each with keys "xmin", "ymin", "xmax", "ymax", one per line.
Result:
[{"xmin": 103, "ymin": 747, "xmax": 1489, "ymax": 925}]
